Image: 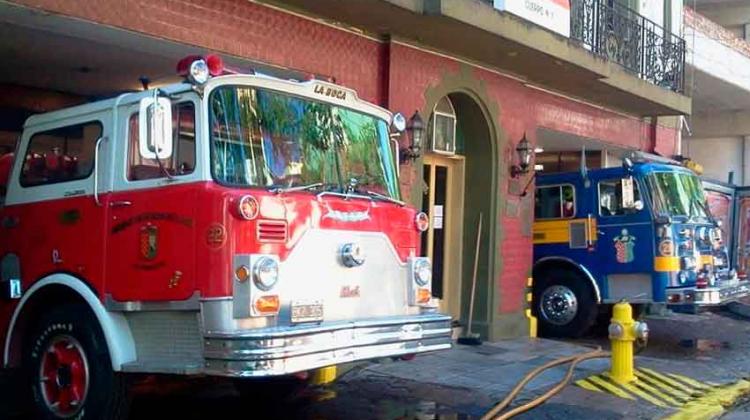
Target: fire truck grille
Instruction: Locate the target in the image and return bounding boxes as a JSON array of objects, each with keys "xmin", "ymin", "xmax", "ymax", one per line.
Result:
[{"xmin": 257, "ymin": 220, "xmax": 288, "ymax": 242}]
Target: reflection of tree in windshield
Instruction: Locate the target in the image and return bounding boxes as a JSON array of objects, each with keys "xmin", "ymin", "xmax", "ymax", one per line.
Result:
[
  {"xmin": 209, "ymin": 86, "xmax": 399, "ymax": 199},
  {"xmin": 649, "ymin": 172, "xmax": 708, "ymax": 219}
]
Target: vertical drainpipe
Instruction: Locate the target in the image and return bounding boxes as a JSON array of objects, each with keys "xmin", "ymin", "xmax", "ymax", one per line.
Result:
[
  {"xmin": 380, "ymin": 36, "xmax": 391, "ymax": 110},
  {"xmin": 649, "ymin": 117, "xmax": 658, "ymax": 154}
]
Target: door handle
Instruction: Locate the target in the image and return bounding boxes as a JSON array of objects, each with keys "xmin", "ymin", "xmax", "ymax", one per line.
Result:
[
  {"xmin": 109, "ymin": 200, "xmax": 132, "ymax": 208},
  {"xmin": 598, "ymin": 230, "xmax": 606, "ymax": 236}
]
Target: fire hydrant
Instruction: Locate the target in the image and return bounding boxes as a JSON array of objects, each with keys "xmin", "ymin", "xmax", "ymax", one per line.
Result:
[{"xmin": 608, "ymin": 300, "xmax": 649, "ymax": 384}]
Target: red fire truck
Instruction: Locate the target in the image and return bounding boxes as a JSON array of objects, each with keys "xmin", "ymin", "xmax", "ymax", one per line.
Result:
[{"xmin": 0, "ymin": 55, "xmax": 451, "ymax": 419}]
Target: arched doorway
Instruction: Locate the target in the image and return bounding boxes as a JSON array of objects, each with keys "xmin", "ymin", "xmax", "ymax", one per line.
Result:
[{"xmin": 420, "ymin": 92, "xmax": 495, "ymax": 337}]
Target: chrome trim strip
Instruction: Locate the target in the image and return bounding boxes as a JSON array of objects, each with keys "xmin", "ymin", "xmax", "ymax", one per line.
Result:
[
  {"xmin": 200, "ymin": 296, "xmax": 232, "ymax": 302},
  {"xmin": 202, "ymin": 315, "xmax": 453, "ymax": 377},
  {"xmin": 204, "ymin": 313, "xmax": 451, "ymax": 339},
  {"xmin": 206, "ymin": 339, "xmax": 451, "ymax": 378},
  {"xmin": 666, "ymin": 282, "xmax": 750, "ymax": 306},
  {"xmin": 104, "ymin": 291, "xmax": 201, "ymax": 311},
  {"xmin": 534, "ymin": 256, "xmax": 602, "ymax": 303}
]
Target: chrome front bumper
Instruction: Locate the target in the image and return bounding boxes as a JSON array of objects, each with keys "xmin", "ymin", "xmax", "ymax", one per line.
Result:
[
  {"xmin": 202, "ymin": 314, "xmax": 452, "ymax": 377},
  {"xmin": 667, "ymin": 280, "xmax": 750, "ymax": 306}
]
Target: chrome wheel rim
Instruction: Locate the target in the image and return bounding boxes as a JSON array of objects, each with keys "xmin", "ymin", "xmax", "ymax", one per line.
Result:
[
  {"xmin": 38, "ymin": 334, "xmax": 90, "ymax": 418},
  {"xmin": 539, "ymin": 285, "xmax": 578, "ymax": 326}
]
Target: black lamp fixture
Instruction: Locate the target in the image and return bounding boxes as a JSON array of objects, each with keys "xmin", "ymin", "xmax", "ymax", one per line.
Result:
[
  {"xmin": 510, "ymin": 133, "xmax": 534, "ymax": 178},
  {"xmin": 400, "ymin": 110, "xmax": 425, "ymax": 163}
]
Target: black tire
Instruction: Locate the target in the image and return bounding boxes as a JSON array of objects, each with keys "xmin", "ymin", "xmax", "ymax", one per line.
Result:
[
  {"xmin": 533, "ymin": 268, "xmax": 598, "ymax": 338},
  {"xmin": 23, "ymin": 303, "xmax": 130, "ymax": 420}
]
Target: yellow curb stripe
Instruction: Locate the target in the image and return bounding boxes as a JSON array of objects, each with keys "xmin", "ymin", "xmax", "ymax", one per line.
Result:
[
  {"xmin": 620, "ymin": 382, "xmax": 670, "ymax": 408},
  {"xmin": 667, "ymin": 373, "xmax": 711, "ymax": 391},
  {"xmin": 575, "ymin": 378, "xmax": 604, "ymax": 393},
  {"xmin": 638, "ymin": 368, "xmax": 705, "ymax": 395},
  {"xmin": 634, "ymin": 371, "xmax": 693, "ymax": 401},
  {"xmin": 628, "ymin": 377, "xmax": 683, "ymax": 407},
  {"xmin": 663, "ymin": 379, "xmax": 750, "ymax": 420},
  {"xmin": 587, "ymin": 375, "xmax": 636, "ymax": 400}
]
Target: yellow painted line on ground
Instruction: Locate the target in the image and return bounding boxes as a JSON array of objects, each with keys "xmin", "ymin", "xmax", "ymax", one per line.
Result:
[
  {"xmin": 586, "ymin": 375, "xmax": 636, "ymax": 400},
  {"xmin": 628, "ymin": 377, "xmax": 684, "ymax": 407},
  {"xmin": 575, "ymin": 378, "xmax": 604, "ymax": 393},
  {"xmin": 663, "ymin": 380, "xmax": 750, "ymax": 420},
  {"xmin": 619, "ymin": 381, "xmax": 671, "ymax": 408},
  {"xmin": 634, "ymin": 371, "xmax": 693, "ymax": 401},
  {"xmin": 665, "ymin": 373, "xmax": 712, "ymax": 391},
  {"xmin": 639, "ymin": 368, "xmax": 706, "ymax": 395}
]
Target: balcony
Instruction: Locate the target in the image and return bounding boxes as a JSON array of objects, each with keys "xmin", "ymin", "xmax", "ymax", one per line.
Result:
[
  {"xmin": 269, "ymin": 0, "xmax": 691, "ymax": 116},
  {"xmin": 570, "ymin": 0, "xmax": 686, "ymax": 93}
]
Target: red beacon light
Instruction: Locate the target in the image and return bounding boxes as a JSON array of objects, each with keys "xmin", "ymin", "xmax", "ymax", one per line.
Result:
[{"xmin": 177, "ymin": 54, "xmax": 226, "ymax": 85}]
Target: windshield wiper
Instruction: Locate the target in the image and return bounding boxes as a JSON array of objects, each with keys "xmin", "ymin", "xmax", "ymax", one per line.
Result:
[
  {"xmin": 360, "ymin": 189, "xmax": 406, "ymax": 206},
  {"xmin": 271, "ymin": 182, "xmax": 331, "ymax": 194}
]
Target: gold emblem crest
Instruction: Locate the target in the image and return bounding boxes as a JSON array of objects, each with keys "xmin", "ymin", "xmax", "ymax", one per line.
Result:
[{"xmin": 140, "ymin": 224, "xmax": 158, "ymax": 260}]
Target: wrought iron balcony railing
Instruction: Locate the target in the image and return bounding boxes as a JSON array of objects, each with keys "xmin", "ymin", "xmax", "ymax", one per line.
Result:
[{"xmin": 571, "ymin": 0, "xmax": 686, "ymax": 93}]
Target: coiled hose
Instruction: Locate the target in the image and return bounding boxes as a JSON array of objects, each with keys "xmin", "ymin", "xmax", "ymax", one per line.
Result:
[{"xmin": 480, "ymin": 348, "xmax": 609, "ymax": 420}]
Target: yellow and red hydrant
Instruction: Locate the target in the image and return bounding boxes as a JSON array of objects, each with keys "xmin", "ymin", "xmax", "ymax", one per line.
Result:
[{"xmin": 608, "ymin": 300, "xmax": 649, "ymax": 384}]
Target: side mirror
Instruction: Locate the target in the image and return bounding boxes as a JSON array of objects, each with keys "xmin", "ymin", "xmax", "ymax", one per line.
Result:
[
  {"xmin": 139, "ymin": 96, "xmax": 173, "ymax": 160},
  {"xmin": 392, "ymin": 113, "xmax": 406, "ymax": 132},
  {"xmin": 620, "ymin": 177, "xmax": 635, "ymax": 209},
  {"xmin": 633, "ymin": 200, "xmax": 644, "ymax": 211}
]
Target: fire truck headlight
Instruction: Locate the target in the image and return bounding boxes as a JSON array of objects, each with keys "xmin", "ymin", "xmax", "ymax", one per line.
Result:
[
  {"xmin": 253, "ymin": 257, "xmax": 279, "ymax": 291},
  {"xmin": 681, "ymin": 256, "xmax": 697, "ymax": 271},
  {"xmin": 678, "ymin": 271, "xmax": 688, "ymax": 285},
  {"xmin": 413, "ymin": 258, "xmax": 432, "ymax": 286},
  {"xmin": 188, "ymin": 59, "xmax": 210, "ymax": 85}
]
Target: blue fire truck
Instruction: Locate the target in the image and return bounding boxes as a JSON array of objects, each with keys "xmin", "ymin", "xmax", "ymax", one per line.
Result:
[{"xmin": 532, "ymin": 154, "xmax": 750, "ymax": 337}]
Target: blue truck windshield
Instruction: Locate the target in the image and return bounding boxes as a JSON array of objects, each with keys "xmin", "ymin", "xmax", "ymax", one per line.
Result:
[
  {"xmin": 209, "ymin": 85, "xmax": 400, "ymax": 199},
  {"xmin": 647, "ymin": 172, "xmax": 709, "ymax": 221}
]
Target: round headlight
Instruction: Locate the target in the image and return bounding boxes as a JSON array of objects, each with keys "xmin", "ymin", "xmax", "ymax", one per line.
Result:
[
  {"xmin": 237, "ymin": 195, "xmax": 259, "ymax": 220},
  {"xmin": 414, "ymin": 259, "xmax": 432, "ymax": 286},
  {"xmin": 188, "ymin": 59, "xmax": 210, "ymax": 85},
  {"xmin": 253, "ymin": 257, "xmax": 279, "ymax": 291}
]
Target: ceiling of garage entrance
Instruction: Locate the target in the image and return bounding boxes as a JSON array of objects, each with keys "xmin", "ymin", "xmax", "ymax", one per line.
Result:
[
  {"xmin": 536, "ymin": 128, "xmax": 635, "ymax": 154},
  {"xmin": 0, "ymin": 3, "xmax": 302, "ymax": 99}
]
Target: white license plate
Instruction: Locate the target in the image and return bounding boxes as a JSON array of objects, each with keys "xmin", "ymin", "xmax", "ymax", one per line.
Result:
[{"xmin": 291, "ymin": 300, "xmax": 324, "ymax": 323}]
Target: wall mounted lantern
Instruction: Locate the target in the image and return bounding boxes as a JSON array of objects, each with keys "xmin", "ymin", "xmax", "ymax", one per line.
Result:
[
  {"xmin": 510, "ymin": 133, "xmax": 534, "ymax": 178},
  {"xmin": 400, "ymin": 110, "xmax": 425, "ymax": 163}
]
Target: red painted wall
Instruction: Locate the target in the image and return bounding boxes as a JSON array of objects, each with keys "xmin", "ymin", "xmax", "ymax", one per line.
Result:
[
  {"xmin": 387, "ymin": 42, "xmax": 679, "ymax": 313},
  {"xmin": 9, "ymin": 0, "xmax": 680, "ymax": 318}
]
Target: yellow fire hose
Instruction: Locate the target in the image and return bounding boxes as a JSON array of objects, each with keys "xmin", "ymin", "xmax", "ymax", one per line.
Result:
[{"xmin": 480, "ymin": 348, "xmax": 609, "ymax": 420}]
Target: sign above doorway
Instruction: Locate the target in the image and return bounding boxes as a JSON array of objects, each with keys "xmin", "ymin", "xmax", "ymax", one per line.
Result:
[{"xmin": 493, "ymin": 0, "xmax": 571, "ymax": 37}]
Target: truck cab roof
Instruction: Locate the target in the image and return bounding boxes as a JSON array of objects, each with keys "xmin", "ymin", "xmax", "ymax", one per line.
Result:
[{"xmin": 535, "ymin": 161, "xmax": 695, "ymax": 186}]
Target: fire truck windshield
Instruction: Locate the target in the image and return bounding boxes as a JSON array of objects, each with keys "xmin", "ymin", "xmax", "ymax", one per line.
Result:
[
  {"xmin": 209, "ymin": 85, "xmax": 400, "ymax": 199},
  {"xmin": 647, "ymin": 171, "xmax": 709, "ymax": 221}
]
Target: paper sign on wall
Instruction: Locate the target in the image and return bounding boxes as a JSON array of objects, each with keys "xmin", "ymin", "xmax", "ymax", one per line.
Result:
[{"xmin": 493, "ymin": 0, "xmax": 571, "ymax": 38}]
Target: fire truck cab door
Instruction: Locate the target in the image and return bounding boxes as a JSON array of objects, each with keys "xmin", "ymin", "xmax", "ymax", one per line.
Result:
[
  {"xmin": 593, "ymin": 173, "xmax": 655, "ymax": 301},
  {"xmin": 105, "ymin": 97, "xmax": 201, "ymax": 302}
]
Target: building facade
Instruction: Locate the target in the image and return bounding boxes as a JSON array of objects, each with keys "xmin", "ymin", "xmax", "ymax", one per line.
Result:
[
  {"xmin": 683, "ymin": 1, "xmax": 750, "ymax": 186},
  {"xmin": 0, "ymin": 0, "xmax": 688, "ymax": 339}
]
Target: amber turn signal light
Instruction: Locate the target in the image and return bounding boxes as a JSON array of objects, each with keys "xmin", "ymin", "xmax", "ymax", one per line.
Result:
[
  {"xmin": 255, "ymin": 295, "xmax": 280, "ymax": 314},
  {"xmin": 417, "ymin": 288, "xmax": 431, "ymax": 304}
]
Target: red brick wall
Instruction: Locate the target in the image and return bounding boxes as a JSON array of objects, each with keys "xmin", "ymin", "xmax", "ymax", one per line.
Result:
[
  {"xmin": 388, "ymin": 43, "xmax": 678, "ymax": 313},
  {"xmin": 10, "ymin": 0, "xmax": 387, "ymax": 105}
]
